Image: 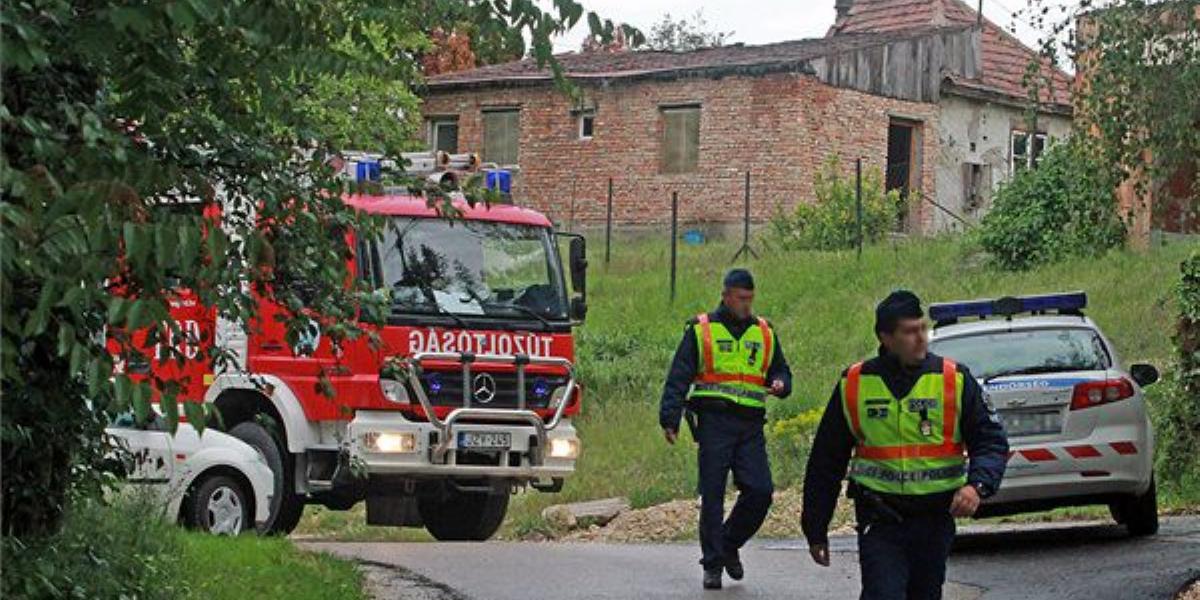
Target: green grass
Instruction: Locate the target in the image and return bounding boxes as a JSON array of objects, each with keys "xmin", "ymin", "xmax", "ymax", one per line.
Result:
[
  {"xmin": 292, "ymin": 232, "xmax": 1199, "ymax": 541},
  {"xmin": 496, "ymin": 233, "xmax": 1199, "ymax": 536},
  {"xmin": 178, "ymin": 534, "xmax": 363, "ymax": 600},
  {"xmin": 2, "ymin": 495, "xmax": 365, "ymax": 599}
]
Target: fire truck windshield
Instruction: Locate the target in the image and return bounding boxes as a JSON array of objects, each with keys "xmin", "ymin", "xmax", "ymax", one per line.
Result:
[{"xmin": 369, "ymin": 217, "xmax": 569, "ymax": 323}]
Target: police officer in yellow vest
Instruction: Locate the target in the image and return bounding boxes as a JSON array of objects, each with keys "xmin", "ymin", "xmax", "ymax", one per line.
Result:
[
  {"xmin": 801, "ymin": 290, "xmax": 1008, "ymax": 600},
  {"xmin": 660, "ymin": 269, "xmax": 792, "ymax": 590}
]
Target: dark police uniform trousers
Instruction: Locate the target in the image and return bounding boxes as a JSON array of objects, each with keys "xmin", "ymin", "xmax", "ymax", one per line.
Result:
[
  {"xmin": 693, "ymin": 408, "xmax": 774, "ymax": 569},
  {"xmin": 854, "ymin": 502, "xmax": 956, "ymax": 600}
]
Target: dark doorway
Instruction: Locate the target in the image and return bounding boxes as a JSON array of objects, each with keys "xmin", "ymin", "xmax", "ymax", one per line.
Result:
[{"xmin": 886, "ymin": 118, "xmax": 921, "ymax": 229}]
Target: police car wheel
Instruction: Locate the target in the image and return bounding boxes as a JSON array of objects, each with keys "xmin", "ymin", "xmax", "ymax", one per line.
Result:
[
  {"xmin": 229, "ymin": 421, "xmax": 305, "ymax": 535},
  {"xmin": 186, "ymin": 474, "xmax": 251, "ymax": 536},
  {"xmin": 1111, "ymin": 477, "xmax": 1159, "ymax": 537},
  {"xmin": 418, "ymin": 489, "xmax": 509, "ymax": 541}
]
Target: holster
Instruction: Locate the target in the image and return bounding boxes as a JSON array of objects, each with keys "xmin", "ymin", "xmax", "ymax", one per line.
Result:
[
  {"xmin": 683, "ymin": 408, "xmax": 699, "ymax": 442},
  {"xmin": 848, "ymin": 482, "xmax": 904, "ymax": 526}
]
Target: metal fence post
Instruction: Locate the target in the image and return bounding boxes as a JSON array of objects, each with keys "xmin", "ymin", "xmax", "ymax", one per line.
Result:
[
  {"xmin": 605, "ymin": 177, "xmax": 613, "ymax": 266},
  {"xmin": 856, "ymin": 158, "xmax": 864, "ymax": 261},
  {"xmin": 670, "ymin": 191, "xmax": 678, "ymax": 304},
  {"xmin": 731, "ymin": 170, "xmax": 759, "ymax": 263}
]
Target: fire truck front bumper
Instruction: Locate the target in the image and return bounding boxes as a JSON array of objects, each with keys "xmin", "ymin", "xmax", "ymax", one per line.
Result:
[{"xmin": 348, "ymin": 410, "xmax": 579, "ymax": 479}]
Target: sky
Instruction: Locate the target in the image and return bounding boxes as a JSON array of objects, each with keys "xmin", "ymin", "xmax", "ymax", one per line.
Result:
[{"xmin": 548, "ymin": 0, "xmax": 1081, "ymax": 56}]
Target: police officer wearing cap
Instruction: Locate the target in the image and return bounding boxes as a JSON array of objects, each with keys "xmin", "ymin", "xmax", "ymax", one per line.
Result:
[
  {"xmin": 660, "ymin": 269, "xmax": 793, "ymax": 590},
  {"xmin": 801, "ymin": 290, "xmax": 1008, "ymax": 600}
]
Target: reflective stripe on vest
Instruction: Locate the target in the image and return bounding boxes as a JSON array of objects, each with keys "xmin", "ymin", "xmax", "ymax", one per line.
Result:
[
  {"xmin": 692, "ymin": 382, "xmax": 767, "ymax": 404},
  {"xmin": 850, "ymin": 463, "xmax": 967, "ymax": 484},
  {"xmin": 841, "ymin": 357, "xmax": 967, "ymax": 495},
  {"xmin": 690, "ymin": 313, "xmax": 773, "ymax": 409}
]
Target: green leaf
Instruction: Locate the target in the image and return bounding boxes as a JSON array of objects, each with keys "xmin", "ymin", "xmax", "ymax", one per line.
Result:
[
  {"xmin": 165, "ymin": 2, "xmax": 196, "ymax": 30},
  {"xmin": 160, "ymin": 392, "xmax": 180, "ymax": 434},
  {"xmin": 124, "ymin": 223, "xmax": 150, "ymax": 270},
  {"xmin": 131, "ymin": 381, "xmax": 151, "ymax": 425},
  {"xmin": 155, "ymin": 223, "xmax": 178, "ymax": 271},
  {"xmin": 23, "ymin": 281, "xmax": 57, "ymax": 337},
  {"xmin": 183, "ymin": 401, "xmax": 206, "ymax": 434},
  {"xmin": 178, "ymin": 224, "xmax": 201, "ymax": 270},
  {"xmin": 107, "ymin": 297, "xmax": 129, "ymax": 326},
  {"xmin": 113, "ymin": 374, "xmax": 132, "ymax": 412},
  {"xmin": 56, "ymin": 322, "xmax": 75, "ymax": 357}
]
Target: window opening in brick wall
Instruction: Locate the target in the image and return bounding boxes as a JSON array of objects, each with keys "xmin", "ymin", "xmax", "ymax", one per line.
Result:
[
  {"xmin": 578, "ymin": 111, "xmax": 595, "ymax": 140},
  {"xmin": 660, "ymin": 105, "xmax": 700, "ymax": 174},
  {"xmin": 429, "ymin": 117, "xmax": 459, "ymax": 154},
  {"xmin": 483, "ymin": 108, "xmax": 520, "ymax": 166}
]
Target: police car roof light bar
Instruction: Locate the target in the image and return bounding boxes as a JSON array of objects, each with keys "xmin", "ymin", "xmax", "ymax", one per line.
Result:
[{"xmin": 930, "ymin": 291, "xmax": 1087, "ymax": 326}]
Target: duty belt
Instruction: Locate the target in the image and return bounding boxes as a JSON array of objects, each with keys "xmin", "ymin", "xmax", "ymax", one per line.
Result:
[
  {"xmin": 850, "ymin": 463, "xmax": 966, "ymax": 483},
  {"xmin": 691, "ymin": 382, "xmax": 767, "ymax": 402}
]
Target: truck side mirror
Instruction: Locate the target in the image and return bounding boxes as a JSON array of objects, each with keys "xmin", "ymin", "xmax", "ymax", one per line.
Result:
[
  {"xmin": 1130, "ymin": 363, "xmax": 1159, "ymax": 387},
  {"xmin": 569, "ymin": 236, "xmax": 587, "ymax": 296},
  {"xmin": 570, "ymin": 296, "xmax": 588, "ymax": 321}
]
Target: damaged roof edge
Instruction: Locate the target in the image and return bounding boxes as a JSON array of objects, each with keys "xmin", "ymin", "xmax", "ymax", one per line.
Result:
[
  {"xmin": 422, "ymin": 59, "xmax": 821, "ymax": 92},
  {"xmin": 941, "ymin": 77, "xmax": 1074, "ymax": 116}
]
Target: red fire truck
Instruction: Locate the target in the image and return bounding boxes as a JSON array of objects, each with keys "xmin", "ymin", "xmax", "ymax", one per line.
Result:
[{"xmin": 131, "ymin": 158, "xmax": 587, "ymax": 540}]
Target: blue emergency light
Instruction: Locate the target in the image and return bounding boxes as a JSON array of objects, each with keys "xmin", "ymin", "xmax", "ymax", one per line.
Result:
[
  {"xmin": 355, "ymin": 160, "xmax": 382, "ymax": 182},
  {"xmin": 484, "ymin": 168, "xmax": 512, "ymax": 195},
  {"xmin": 929, "ymin": 291, "xmax": 1087, "ymax": 324}
]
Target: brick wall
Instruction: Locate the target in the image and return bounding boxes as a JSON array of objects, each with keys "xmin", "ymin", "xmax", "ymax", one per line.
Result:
[{"xmin": 422, "ymin": 72, "xmax": 942, "ymax": 232}]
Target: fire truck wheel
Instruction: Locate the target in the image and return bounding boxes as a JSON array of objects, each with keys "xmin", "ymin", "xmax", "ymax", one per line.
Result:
[
  {"xmin": 418, "ymin": 489, "xmax": 509, "ymax": 541},
  {"xmin": 185, "ymin": 474, "xmax": 252, "ymax": 536},
  {"xmin": 229, "ymin": 421, "xmax": 305, "ymax": 535}
]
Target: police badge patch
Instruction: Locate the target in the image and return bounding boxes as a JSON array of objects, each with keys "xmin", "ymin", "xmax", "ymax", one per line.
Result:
[{"xmin": 907, "ymin": 398, "xmax": 938, "ymax": 412}]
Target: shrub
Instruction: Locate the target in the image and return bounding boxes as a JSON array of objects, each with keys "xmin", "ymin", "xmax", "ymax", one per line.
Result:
[
  {"xmin": 771, "ymin": 156, "xmax": 903, "ymax": 251},
  {"xmin": 1152, "ymin": 251, "xmax": 1200, "ymax": 491},
  {"xmin": 767, "ymin": 408, "xmax": 824, "ymax": 487},
  {"xmin": 977, "ymin": 138, "xmax": 1126, "ymax": 270},
  {"xmin": 1, "ymin": 496, "xmax": 184, "ymax": 599}
]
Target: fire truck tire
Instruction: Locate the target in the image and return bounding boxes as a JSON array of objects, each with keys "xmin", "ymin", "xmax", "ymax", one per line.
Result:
[
  {"xmin": 418, "ymin": 489, "xmax": 509, "ymax": 541},
  {"xmin": 1112, "ymin": 477, "xmax": 1159, "ymax": 537},
  {"xmin": 229, "ymin": 421, "xmax": 305, "ymax": 535}
]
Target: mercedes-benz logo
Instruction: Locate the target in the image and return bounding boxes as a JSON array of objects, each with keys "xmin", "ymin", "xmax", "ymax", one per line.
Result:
[{"xmin": 473, "ymin": 372, "xmax": 497, "ymax": 404}]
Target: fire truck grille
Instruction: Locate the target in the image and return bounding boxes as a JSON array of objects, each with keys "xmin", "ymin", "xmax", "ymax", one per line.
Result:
[{"xmin": 420, "ymin": 371, "xmax": 566, "ymax": 410}]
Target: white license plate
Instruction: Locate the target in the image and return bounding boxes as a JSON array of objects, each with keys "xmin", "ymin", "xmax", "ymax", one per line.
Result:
[
  {"xmin": 1000, "ymin": 409, "xmax": 1063, "ymax": 437},
  {"xmin": 457, "ymin": 431, "xmax": 511, "ymax": 450}
]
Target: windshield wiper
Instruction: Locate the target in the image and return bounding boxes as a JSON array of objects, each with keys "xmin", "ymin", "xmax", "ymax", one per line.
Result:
[
  {"xmin": 479, "ymin": 301, "xmax": 552, "ymax": 331},
  {"xmin": 983, "ymin": 365, "xmax": 1081, "ymax": 384},
  {"xmin": 390, "ymin": 284, "xmax": 471, "ymax": 329}
]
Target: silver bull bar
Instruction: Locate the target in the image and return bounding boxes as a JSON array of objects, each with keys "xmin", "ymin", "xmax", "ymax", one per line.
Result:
[{"xmin": 401, "ymin": 352, "xmax": 577, "ymax": 463}]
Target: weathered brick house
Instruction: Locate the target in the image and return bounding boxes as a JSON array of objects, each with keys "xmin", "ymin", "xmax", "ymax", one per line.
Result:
[{"xmin": 420, "ymin": 0, "xmax": 1073, "ymax": 233}]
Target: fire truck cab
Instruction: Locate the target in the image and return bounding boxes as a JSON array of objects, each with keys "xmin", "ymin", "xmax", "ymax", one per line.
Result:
[{"xmin": 167, "ymin": 159, "xmax": 587, "ymax": 540}]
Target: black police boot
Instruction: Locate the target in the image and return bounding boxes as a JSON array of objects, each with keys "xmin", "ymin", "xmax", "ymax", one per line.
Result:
[
  {"xmin": 703, "ymin": 567, "xmax": 723, "ymax": 590},
  {"xmin": 724, "ymin": 551, "xmax": 744, "ymax": 581}
]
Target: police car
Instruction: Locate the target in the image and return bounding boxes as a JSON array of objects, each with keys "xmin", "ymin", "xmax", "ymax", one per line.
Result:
[{"xmin": 928, "ymin": 292, "xmax": 1162, "ymax": 535}]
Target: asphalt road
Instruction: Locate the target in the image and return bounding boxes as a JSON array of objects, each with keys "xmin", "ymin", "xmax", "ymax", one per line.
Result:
[{"xmin": 305, "ymin": 516, "xmax": 1200, "ymax": 600}]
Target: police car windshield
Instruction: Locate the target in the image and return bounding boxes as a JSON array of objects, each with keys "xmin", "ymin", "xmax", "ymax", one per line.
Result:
[
  {"xmin": 371, "ymin": 217, "xmax": 568, "ymax": 321},
  {"xmin": 931, "ymin": 327, "xmax": 1110, "ymax": 380}
]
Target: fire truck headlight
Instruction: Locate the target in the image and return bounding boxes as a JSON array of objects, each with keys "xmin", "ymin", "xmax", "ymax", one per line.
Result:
[
  {"xmin": 363, "ymin": 432, "xmax": 417, "ymax": 454},
  {"xmin": 379, "ymin": 379, "xmax": 409, "ymax": 404},
  {"xmin": 548, "ymin": 437, "xmax": 580, "ymax": 459}
]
